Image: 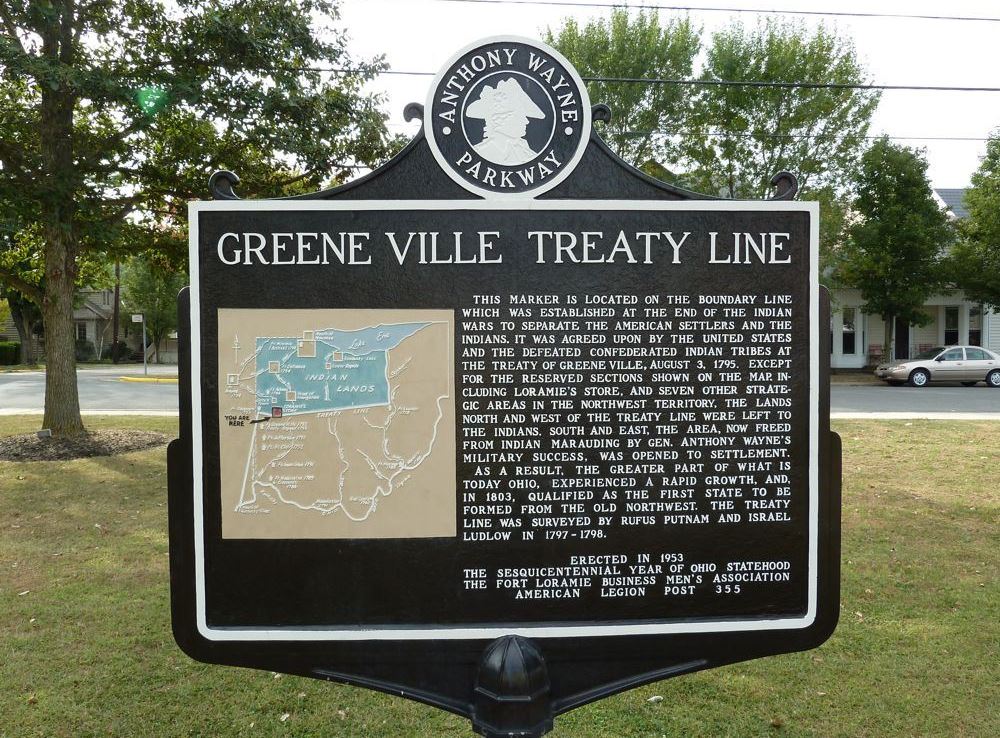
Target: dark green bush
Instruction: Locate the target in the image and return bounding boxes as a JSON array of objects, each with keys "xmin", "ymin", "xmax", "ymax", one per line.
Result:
[
  {"xmin": 101, "ymin": 341, "xmax": 129, "ymax": 360},
  {"xmin": 0, "ymin": 341, "xmax": 19, "ymax": 365},
  {"xmin": 75, "ymin": 339, "xmax": 96, "ymax": 361}
]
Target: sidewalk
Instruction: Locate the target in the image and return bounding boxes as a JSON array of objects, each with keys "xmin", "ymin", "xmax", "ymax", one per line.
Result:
[
  {"xmin": 81, "ymin": 363, "xmax": 179, "ymax": 377},
  {"xmin": 830, "ymin": 371, "xmax": 883, "ymax": 386},
  {"xmin": 0, "ymin": 363, "xmax": 179, "ymax": 377}
]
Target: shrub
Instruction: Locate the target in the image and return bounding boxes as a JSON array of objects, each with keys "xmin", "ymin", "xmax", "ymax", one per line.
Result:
[
  {"xmin": 75, "ymin": 339, "xmax": 96, "ymax": 361},
  {"xmin": 101, "ymin": 341, "xmax": 129, "ymax": 360},
  {"xmin": 0, "ymin": 341, "xmax": 20, "ymax": 365}
]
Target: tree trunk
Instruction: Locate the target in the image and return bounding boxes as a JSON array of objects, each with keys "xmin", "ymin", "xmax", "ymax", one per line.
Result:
[
  {"xmin": 9, "ymin": 299, "xmax": 35, "ymax": 364},
  {"xmin": 41, "ymin": 232, "xmax": 85, "ymax": 436},
  {"xmin": 883, "ymin": 314, "xmax": 893, "ymax": 363},
  {"xmin": 39, "ymin": 57, "xmax": 85, "ymax": 436},
  {"xmin": 95, "ymin": 322, "xmax": 105, "ymax": 360},
  {"xmin": 112, "ymin": 261, "xmax": 120, "ymax": 363}
]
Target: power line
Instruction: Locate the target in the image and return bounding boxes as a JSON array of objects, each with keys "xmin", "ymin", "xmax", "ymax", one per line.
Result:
[
  {"xmin": 579, "ymin": 76, "xmax": 1000, "ymax": 92},
  {"xmin": 615, "ymin": 130, "xmax": 995, "ymax": 142},
  {"xmin": 385, "ymin": 119, "xmax": 995, "ymax": 143},
  {"xmin": 134, "ymin": 60, "xmax": 998, "ymax": 93},
  {"xmin": 433, "ymin": 0, "xmax": 1000, "ymax": 23},
  {"xmin": 308, "ymin": 66, "xmax": 1000, "ymax": 92}
]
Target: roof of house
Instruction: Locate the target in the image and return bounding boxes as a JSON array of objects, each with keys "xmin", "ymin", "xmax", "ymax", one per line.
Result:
[
  {"xmin": 935, "ymin": 188, "xmax": 969, "ymax": 219},
  {"xmin": 73, "ymin": 298, "xmax": 112, "ymax": 321}
]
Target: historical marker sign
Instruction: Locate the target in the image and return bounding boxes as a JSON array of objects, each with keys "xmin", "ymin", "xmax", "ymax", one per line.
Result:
[{"xmin": 170, "ymin": 36, "xmax": 840, "ymax": 738}]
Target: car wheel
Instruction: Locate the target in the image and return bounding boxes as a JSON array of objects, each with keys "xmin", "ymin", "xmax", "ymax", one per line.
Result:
[
  {"xmin": 887, "ymin": 380, "xmax": 905, "ymax": 387},
  {"xmin": 908, "ymin": 369, "xmax": 930, "ymax": 387},
  {"xmin": 961, "ymin": 381, "xmax": 979, "ymax": 387},
  {"xmin": 988, "ymin": 370, "xmax": 1000, "ymax": 388}
]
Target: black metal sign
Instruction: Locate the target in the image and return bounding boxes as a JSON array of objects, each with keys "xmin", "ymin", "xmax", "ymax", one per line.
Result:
[{"xmin": 170, "ymin": 36, "xmax": 840, "ymax": 738}]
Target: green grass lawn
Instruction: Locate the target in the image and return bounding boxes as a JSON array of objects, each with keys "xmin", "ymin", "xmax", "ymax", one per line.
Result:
[{"xmin": 1, "ymin": 417, "xmax": 997, "ymax": 737}]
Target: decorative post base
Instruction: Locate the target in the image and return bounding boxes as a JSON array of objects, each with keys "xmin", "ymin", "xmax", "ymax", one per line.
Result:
[{"xmin": 472, "ymin": 636, "xmax": 552, "ymax": 738}]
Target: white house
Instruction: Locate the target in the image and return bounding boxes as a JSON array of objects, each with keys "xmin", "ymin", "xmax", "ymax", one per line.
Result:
[
  {"xmin": 1, "ymin": 286, "xmax": 178, "ymax": 363},
  {"xmin": 0, "ymin": 287, "xmax": 116, "ymax": 359},
  {"xmin": 828, "ymin": 188, "xmax": 999, "ymax": 369},
  {"xmin": 829, "ymin": 289, "xmax": 998, "ymax": 368},
  {"xmin": 73, "ymin": 287, "xmax": 116, "ymax": 358}
]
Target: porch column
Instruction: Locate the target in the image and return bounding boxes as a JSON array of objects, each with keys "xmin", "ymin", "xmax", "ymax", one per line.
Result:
[
  {"xmin": 831, "ymin": 311, "xmax": 841, "ymax": 367},
  {"xmin": 937, "ymin": 305, "xmax": 946, "ymax": 345},
  {"xmin": 959, "ymin": 304, "xmax": 970, "ymax": 345}
]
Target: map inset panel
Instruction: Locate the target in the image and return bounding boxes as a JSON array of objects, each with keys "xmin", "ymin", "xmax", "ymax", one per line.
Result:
[{"xmin": 217, "ymin": 309, "xmax": 456, "ymax": 539}]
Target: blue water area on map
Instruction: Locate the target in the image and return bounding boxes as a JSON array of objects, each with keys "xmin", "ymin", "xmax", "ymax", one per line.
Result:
[
  {"xmin": 254, "ymin": 323, "xmax": 429, "ymax": 416},
  {"xmin": 314, "ymin": 323, "xmax": 428, "ymax": 355}
]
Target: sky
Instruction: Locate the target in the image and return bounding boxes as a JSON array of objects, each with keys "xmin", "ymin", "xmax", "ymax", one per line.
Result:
[{"xmin": 338, "ymin": 0, "xmax": 1000, "ymax": 189}]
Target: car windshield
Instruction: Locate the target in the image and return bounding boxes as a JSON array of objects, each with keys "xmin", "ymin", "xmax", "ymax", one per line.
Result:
[{"xmin": 914, "ymin": 346, "xmax": 946, "ymax": 360}]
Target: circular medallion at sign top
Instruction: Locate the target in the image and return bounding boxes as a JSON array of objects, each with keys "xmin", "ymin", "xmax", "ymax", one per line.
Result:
[{"xmin": 425, "ymin": 36, "xmax": 592, "ymax": 198}]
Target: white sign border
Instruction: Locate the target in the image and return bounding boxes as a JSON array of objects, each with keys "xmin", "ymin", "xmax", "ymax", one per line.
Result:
[{"xmin": 188, "ymin": 198, "xmax": 820, "ymax": 641}]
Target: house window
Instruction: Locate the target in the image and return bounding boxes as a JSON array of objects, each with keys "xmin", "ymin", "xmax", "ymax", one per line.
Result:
[
  {"xmin": 944, "ymin": 306, "xmax": 959, "ymax": 345},
  {"xmin": 841, "ymin": 308, "xmax": 856, "ymax": 354},
  {"xmin": 76, "ymin": 322, "xmax": 87, "ymax": 341},
  {"xmin": 969, "ymin": 306, "xmax": 982, "ymax": 346}
]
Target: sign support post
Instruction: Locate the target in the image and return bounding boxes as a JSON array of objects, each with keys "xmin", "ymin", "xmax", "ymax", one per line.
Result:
[{"xmin": 131, "ymin": 313, "xmax": 147, "ymax": 375}]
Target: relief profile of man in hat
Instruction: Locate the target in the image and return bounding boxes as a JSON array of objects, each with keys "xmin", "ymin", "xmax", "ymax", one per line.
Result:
[{"xmin": 466, "ymin": 77, "xmax": 546, "ymax": 166}]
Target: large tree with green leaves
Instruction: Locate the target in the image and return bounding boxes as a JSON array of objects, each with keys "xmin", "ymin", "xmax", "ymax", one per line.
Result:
[
  {"xmin": 546, "ymin": 9, "xmax": 700, "ymax": 171},
  {"xmin": 0, "ymin": 0, "xmax": 397, "ymax": 435},
  {"xmin": 551, "ymin": 15, "xmax": 879, "ymax": 197},
  {"xmin": 948, "ymin": 132, "xmax": 1000, "ymax": 310},
  {"xmin": 681, "ymin": 20, "xmax": 879, "ymax": 199},
  {"xmin": 0, "ymin": 217, "xmax": 112, "ymax": 363},
  {"xmin": 838, "ymin": 138, "xmax": 952, "ymax": 360},
  {"xmin": 120, "ymin": 253, "xmax": 186, "ymax": 364},
  {"xmin": 807, "ymin": 183, "xmax": 851, "ymax": 288},
  {"xmin": 548, "ymin": 13, "xmax": 868, "ymax": 271}
]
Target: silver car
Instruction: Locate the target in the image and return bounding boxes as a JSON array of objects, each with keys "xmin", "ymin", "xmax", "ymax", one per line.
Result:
[{"xmin": 875, "ymin": 345, "xmax": 1000, "ymax": 387}]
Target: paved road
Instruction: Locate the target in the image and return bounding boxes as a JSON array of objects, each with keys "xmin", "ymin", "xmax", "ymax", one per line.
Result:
[
  {"xmin": 0, "ymin": 366, "xmax": 179, "ymax": 414},
  {"xmin": 831, "ymin": 384, "xmax": 1000, "ymax": 417},
  {"xmin": 2, "ymin": 369, "xmax": 1000, "ymax": 417}
]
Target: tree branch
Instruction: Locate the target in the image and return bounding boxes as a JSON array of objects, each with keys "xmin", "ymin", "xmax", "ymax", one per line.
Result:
[
  {"xmin": 84, "ymin": 117, "xmax": 155, "ymax": 161},
  {"xmin": 0, "ymin": 140, "xmax": 34, "ymax": 183},
  {"xmin": 270, "ymin": 167, "xmax": 320, "ymax": 189},
  {"xmin": 74, "ymin": 197, "xmax": 146, "ymax": 249},
  {"xmin": 82, "ymin": 164, "xmax": 142, "ymax": 178},
  {"xmin": 0, "ymin": 265, "xmax": 44, "ymax": 304},
  {"xmin": 0, "ymin": 2, "xmax": 27, "ymax": 55},
  {"xmin": 99, "ymin": 196, "xmax": 144, "ymax": 224},
  {"xmin": 60, "ymin": 0, "xmax": 75, "ymax": 65}
]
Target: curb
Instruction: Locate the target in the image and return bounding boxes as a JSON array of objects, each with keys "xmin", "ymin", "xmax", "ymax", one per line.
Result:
[
  {"xmin": 832, "ymin": 412, "xmax": 1000, "ymax": 420},
  {"xmin": 0, "ymin": 409, "xmax": 179, "ymax": 416},
  {"xmin": 119, "ymin": 376, "xmax": 179, "ymax": 384}
]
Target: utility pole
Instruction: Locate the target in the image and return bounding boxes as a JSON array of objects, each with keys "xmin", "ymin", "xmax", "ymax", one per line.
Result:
[
  {"xmin": 141, "ymin": 314, "xmax": 148, "ymax": 376},
  {"xmin": 112, "ymin": 261, "xmax": 121, "ymax": 363}
]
